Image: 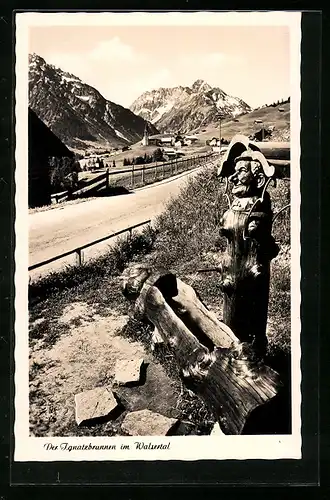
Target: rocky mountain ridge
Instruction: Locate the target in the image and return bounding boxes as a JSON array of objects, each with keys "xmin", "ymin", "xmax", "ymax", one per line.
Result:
[
  {"xmin": 28, "ymin": 53, "xmax": 158, "ymax": 152},
  {"xmin": 130, "ymin": 79, "xmax": 251, "ymax": 133}
]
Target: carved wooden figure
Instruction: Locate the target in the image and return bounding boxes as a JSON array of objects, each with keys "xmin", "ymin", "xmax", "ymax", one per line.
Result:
[{"xmin": 218, "ymin": 142, "xmax": 281, "ymax": 356}]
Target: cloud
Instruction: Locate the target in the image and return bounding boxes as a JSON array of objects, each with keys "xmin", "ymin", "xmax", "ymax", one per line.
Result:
[
  {"xmin": 47, "ymin": 36, "xmax": 147, "ymax": 76},
  {"xmin": 89, "ymin": 37, "xmax": 146, "ymax": 64}
]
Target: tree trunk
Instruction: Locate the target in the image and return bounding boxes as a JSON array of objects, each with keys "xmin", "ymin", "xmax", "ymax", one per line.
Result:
[
  {"xmin": 121, "ymin": 265, "xmax": 281, "ymax": 435},
  {"xmin": 219, "ymin": 193, "xmax": 279, "ymax": 355}
]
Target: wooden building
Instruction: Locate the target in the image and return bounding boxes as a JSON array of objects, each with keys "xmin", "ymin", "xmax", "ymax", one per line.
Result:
[{"xmin": 28, "ymin": 108, "xmax": 74, "ymax": 208}]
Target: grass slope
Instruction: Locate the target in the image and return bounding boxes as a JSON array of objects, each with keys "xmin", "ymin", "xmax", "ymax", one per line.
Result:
[{"xmin": 193, "ymin": 102, "xmax": 290, "ymax": 142}]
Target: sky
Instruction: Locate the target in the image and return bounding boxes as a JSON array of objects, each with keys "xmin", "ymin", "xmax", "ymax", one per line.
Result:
[{"xmin": 29, "ymin": 25, "xmax": 290, "ymax": 109}]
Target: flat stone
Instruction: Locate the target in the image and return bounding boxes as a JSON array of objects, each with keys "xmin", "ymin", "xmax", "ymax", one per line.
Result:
[
  {"xmin": 121, "ymin": 409, "xmax": 178, "ymax": 436},
  {"xmin": 114, "ymin": 358, "xmax": 144, "ymax": 385},
  {"xmin": 210, "ymin": 422, "xmax": 225, "ymax": 436},
  {"xmin": 75, "ymin": 387, "xmax": 119, "ymax": 425}
]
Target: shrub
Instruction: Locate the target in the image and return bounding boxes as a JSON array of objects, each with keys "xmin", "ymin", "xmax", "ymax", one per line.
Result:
[
  {"xmin": 151, "ymin": 166, "xmax": 228, "ymax": 271},
  {"xmin": 152, "ymin": 148, "xmax": 164, "ymax": 162}
]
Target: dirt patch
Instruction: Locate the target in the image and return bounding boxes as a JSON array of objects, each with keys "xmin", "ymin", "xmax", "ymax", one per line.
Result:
[
  {"xmin": 58, "ymin": 301, "xmax": 98, "ymax": 324},
  {"xmin": 29, "ymin": 304, "xmax": 182, "ymax": 437}
]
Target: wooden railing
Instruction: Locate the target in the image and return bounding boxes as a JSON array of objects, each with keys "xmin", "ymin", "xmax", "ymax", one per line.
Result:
[
  {"xmin": 75, "ymin": 152, "xmax": 215, "ymax": 198},
  {"xmin": 50, "ymin": 152, "xmax": 216, "ymax": 204},
  {"xmin": 28, "ymin": 219, "xmax": 151, "ymax": 272},
  {"xmin": 51, "ymin": 190, "xmax": 69, "ymax": 204}
]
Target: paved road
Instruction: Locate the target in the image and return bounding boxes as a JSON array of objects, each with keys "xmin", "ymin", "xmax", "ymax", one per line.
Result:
[{"xmin": 29, "ymin": 164, "xmax": 213, "ymax": 280}]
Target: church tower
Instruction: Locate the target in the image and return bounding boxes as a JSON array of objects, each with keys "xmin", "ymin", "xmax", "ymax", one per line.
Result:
[{"xmin": 142, "ymin": 123, "xmax": 149, "ymax": 146}]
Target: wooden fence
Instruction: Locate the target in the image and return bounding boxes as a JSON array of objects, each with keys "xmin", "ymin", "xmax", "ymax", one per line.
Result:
[
  {"xmin": 51, "ymin": 152, "xmax": 216, "ymax": 204},
  {"xmin": 28, "ymin": 219, "xmax": 151, "ymax": 272}
]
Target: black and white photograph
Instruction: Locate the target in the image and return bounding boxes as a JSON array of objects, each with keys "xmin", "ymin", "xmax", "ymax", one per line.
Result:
[{"xmin": 15, "ymin": 11, "xmax": 301, "ymax": 461}]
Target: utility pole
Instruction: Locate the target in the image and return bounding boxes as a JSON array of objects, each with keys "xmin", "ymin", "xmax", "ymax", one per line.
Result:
[{"xmin": 219, "ymin": 115, "xmax": 222, "ymax": 159}]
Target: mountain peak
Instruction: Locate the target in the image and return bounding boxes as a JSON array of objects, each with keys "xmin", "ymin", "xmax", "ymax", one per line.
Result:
[
  {"xmin": 191, "ymin": 79, "xmax": 211, "ymax": 92},
  {"xmin": 29, "ymin": 53, "xmax": 46, "ymax": 64}
]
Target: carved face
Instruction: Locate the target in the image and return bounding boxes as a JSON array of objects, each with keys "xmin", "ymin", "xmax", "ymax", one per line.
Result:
[{"xmin": 229, "ymin": 159, "xmax": 265, "ymax": 197}]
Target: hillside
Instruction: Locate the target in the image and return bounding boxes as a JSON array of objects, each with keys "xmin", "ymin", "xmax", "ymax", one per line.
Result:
[
  {"xmin": 193, "ymin": 101, "xmax": 290, "ymax": 143},
  {"xmin": 130, "ymin": 79, "xmax": 251, "ymax": 134},
  {"xmin": 28, "ymin": 53, "xmax": 158, "ymax": 154}
]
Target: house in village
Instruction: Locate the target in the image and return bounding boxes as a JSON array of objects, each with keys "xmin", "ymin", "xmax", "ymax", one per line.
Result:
[
  {"xmin": 183, "ymin": 135, "xmax": 198, "ymax": 146},
  {"xmin": 145, "ymin": 134, "xmax": 176, "ymax": 146},
  {"xmin": 28, "ymin": 108, "xmax": 74, "ymax": 208},
  {"xmin": 162, "ymin": 147, "xmax": 185, "ymax": 160}
]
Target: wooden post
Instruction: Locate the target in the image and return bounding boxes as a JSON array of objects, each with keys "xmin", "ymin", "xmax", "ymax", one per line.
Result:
[
  {"xmin": 75, "ymin": 248, "xmax": 84, "ymax": 266},
  {"xmin": 131, "ymin": 165, "xmax": 135, "ymax": 188},
  {"xmin": 106, "ymin": 168, "xmax": 109, "ymax": 189},
  {"xmin": 142, "ymin": 165, "xmax": 145, "ymax": 184},
  {"xmin": 162, "ymin": 162, "xmax": 165, "ymax": 178},
  {"xmin": 121, "ymin": 265, "xmax": 281, "ymax": 435},
  {"xmin": 217, "ymin": 142, "xmax": 281, "ymax": 357}
]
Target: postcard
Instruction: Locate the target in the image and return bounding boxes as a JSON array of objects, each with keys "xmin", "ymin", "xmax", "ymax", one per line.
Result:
[{"xmin": 14, "ymin": 10, "xmax": 301, "ymax": 462}]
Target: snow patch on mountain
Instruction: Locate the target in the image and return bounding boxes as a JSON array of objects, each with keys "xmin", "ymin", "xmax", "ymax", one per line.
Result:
[
  {"xmin": 115, "ymin": 129, "xmax": 129, "ymax": 141},
  {"xmin": 76, "ymin": 95, "xmax": 91, "ymax": 102}
]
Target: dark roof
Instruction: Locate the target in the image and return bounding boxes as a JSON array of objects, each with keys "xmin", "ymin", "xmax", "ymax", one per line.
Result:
[{"xmin": 28, "ymin": 108, "xmax": 74, "ymax": 159}]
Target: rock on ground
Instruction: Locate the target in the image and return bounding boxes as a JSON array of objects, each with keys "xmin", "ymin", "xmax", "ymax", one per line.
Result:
[
  {"xmin": 114, "ymin": 358, "xmax": 144, "ymax": 385},
  {"xmin": 75, "ymin": 387, "xmax": 119, "ymax": 426},
  {"xmin": 121, "ymin": 409, "xmax": 178, "ymax": 436}
]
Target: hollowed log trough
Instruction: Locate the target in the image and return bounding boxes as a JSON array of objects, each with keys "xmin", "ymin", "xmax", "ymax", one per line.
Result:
[{"xmin": 122, "ymin": 266, "xmax": 281, "ymax": 435}]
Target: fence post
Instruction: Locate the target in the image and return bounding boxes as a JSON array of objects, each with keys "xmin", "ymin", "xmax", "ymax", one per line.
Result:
[
  {"xmin": 75, "ymin": 248, "xmax": 84, "ymax": 266},
  {"xmin": 131, "ymin": 165, "xmax": 135, "ymax": 188},
  {"xmin": 162, "ymin": 162, "xmax": 165, "ymax": 178},
  {"xmin": 106, "ymin": 168, "xmax": 109, "ymax": 189},
  {"xmin": 142, "ymin": 165, "xmax": 145, "ymax": 184}
]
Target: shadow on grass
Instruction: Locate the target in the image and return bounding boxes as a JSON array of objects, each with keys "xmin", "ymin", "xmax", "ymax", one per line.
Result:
[{"xmin": 78, "ymin": 185, "xmax": 132, "ymax": 198}]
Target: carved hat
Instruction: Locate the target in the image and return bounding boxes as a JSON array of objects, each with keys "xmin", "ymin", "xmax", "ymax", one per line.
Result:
[{"xmin": 217, "ymin": 134, "xmax": 275, "ymax": 179}]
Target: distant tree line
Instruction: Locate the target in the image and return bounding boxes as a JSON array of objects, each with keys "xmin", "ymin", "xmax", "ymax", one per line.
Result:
[
  {"xmin": 254, "ymin": 97, "xmax": 290, "ymax": 111},
  {"xmin": 123, "ymin": 148, "xmax": 164, "ymax": 166}
]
